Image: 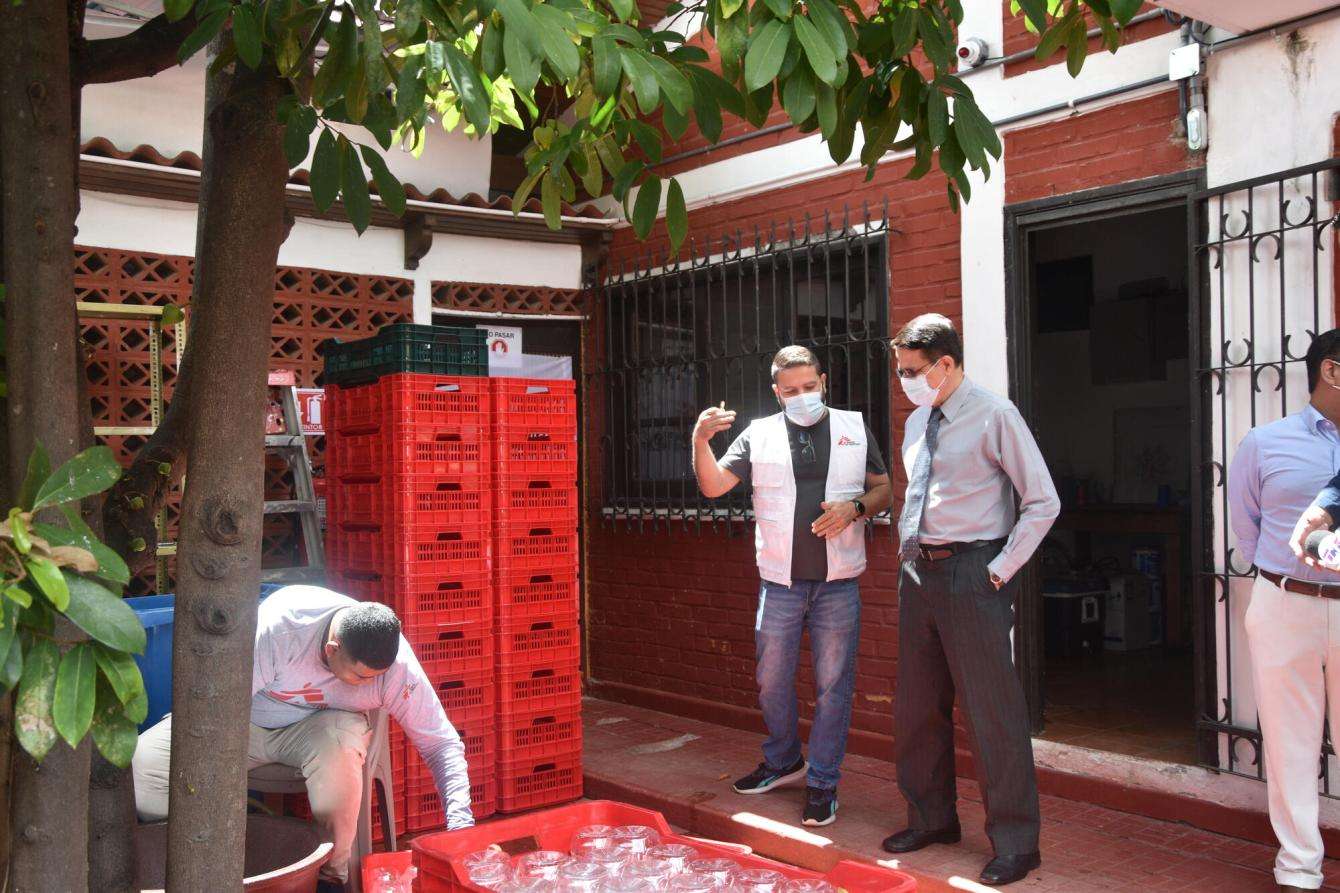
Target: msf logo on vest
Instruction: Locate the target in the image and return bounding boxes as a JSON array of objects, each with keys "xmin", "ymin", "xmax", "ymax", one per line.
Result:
[{"xmin": 837, "ymin": 435, "xmax": 862, "ymax": 447}]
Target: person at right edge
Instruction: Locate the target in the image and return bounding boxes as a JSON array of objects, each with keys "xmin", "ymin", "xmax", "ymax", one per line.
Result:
[
  {"xmin": 1231, "ymin": 329, "xmax": 1340, "ymax": 893},
  {"xmin": 882, "ymin": 314, "xmax": 1059, "ymax": 887}
]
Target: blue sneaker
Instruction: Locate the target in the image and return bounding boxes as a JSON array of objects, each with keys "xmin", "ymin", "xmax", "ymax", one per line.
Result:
[
  {"xmin": 802, "ymin": 786, "xmax": 838, "ymax": 826},
  {"xmin": 732, "ymin": 757, "xmax": 807, "ymax": 794}
]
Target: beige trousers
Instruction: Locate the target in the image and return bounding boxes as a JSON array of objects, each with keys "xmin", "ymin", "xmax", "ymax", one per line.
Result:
[
  {"xmin": 1244, "ymin": 573, "xmax": 1340, "ymax": 890},
  {"xmin": 132, "ymin": 709, "xmax": 372, "ymax": 883}
]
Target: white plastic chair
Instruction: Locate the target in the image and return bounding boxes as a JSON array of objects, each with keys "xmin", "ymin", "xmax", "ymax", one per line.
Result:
[{"xmin": 247, "ymin": 709, "xmax": 398, "ymax": 893}]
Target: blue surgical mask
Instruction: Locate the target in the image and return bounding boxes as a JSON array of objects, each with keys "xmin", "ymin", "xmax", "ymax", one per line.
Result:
[{"xmin": 782, "ymin": 391, "xmax": 826, "ymax": 426}]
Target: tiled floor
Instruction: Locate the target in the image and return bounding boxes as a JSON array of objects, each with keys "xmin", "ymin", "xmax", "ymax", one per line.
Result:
[
  {"xmin": 1038, "ymin": 648, "xmax": 1199, "ymax": 765},
  {"xmin": 581, "ymin": 697, "xmax": 1340, "ymax": 892}
]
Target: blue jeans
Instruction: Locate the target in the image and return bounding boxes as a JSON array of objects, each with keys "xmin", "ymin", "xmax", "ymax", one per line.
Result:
[{"xmin": 755, "ymin": 577, "xmax": 861, "ymax": 791}]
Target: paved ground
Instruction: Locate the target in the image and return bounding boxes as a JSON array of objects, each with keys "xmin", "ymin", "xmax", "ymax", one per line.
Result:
[{"xmin": 580, "ymin": 697, "xmax": 1340, "ymax": 892}]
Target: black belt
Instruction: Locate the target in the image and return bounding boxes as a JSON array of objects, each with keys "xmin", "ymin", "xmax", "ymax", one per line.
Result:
[
  {"xmin": 1260, "ymin": 570, "xmax": 1340, "ymax": 600},
  {"xmin": 916, "ymin": 539, "xmax": 1005, "ymax": 562}
]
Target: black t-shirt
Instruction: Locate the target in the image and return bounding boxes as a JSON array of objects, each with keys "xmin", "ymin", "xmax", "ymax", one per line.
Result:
[{"xmin": 720, "ymin": 413, "xmax": 888, "ymax": 582}]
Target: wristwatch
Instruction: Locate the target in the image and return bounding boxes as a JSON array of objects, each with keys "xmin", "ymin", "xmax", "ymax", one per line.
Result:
[{"xmin": 851, "ymin": 498, "xmax": 866, "ymax": 518}]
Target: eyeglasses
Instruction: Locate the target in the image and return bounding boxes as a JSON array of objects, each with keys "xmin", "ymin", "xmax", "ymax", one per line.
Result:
[
  {"xmin": 895, "ymin": 360, "xmax": 939, "ymax": 380},
  {"xmin": 793, "ymin": 430, "xmax": 816, "ymax": 466}
]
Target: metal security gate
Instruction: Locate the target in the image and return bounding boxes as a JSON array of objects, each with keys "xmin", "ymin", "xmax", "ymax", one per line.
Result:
[
  {"xmin": 1192, "ymin": 157, "xmax": 1340, "ymax": 788},
  {"xmin": 590, "ymin": 203, "xmax": 896, "ymax": 534}
]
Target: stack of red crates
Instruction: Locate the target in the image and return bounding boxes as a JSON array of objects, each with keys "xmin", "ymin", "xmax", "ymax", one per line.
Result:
[
  {"xmin": 325, "ymin": 373, "xmax": 498, "ymax": 834},
  {"xmin": 491, "ymin": 378, "xmax": 584, "ymax": 813}
]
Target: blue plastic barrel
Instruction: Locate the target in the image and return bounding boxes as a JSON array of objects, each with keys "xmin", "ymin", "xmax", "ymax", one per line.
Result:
[{"xmin": 127, "ymin": 584, "xmax": 286, "ymax": 732}]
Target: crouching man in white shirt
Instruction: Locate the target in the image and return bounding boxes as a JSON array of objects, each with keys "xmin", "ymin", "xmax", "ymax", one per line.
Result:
[{"xmin": 132, "ymin": 586, "xmax": 473, "ymax": 888}]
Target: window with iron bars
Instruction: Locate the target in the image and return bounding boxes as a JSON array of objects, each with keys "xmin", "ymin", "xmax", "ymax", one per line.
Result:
[{"xmin": 598, "ymin": 213, "xmax": 892, "ymax": 522}]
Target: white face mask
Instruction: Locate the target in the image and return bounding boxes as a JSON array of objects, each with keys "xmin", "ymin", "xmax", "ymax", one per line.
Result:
[
  {"xmin": 900, "ymin": 365, "xmax": 944, "ymax": 408},
  {"xmin": 781, "ymin": 391, "xmax": 826, "ymax": 426}
]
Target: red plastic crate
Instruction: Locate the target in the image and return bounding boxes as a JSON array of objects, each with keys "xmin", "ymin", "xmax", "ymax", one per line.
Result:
[
  {"xmin": 403, "ymin": 744, "xmax": 497, "ymax": 830},
  {"xmin": 495, "ymin": 617, "xmax": 581, "ymax": 671},
  {"xmin": 331, "ymin": 374, "xmax": 490, "ymax": 431},
  {"xmin": 494, "ymin": 524, "xmax": 579, "ymax": 574},
  {"xmin": 497, "ymin": 663, "xmax": 582, "ymax": 717},
  {"xmin": 327, "ymin": 427, "xmax": 487, "ymax": 478},
  {"xmin": 496, "ymin": 479, "xmax": 578, "ymax": 526},
  {"xmin": 411, "ymin": 801, "xmax": 919, "ymax": 893},
  {"xmin": 495, "ymin": 567, "xmax": 579, "ymax": 623},
  {"xmin": 497, "ymin": 704, "xmax": 582, "ymax": 763},
  {"xmin": 490, "ymin": 378, "xmax": 576, "ymax": 424},
  {"xmin": 406, "ymin": 619, "xmax": 493, "ymax": 669},
  {"xmin": 329, "ymin": 472, "xmax": 491, "ymax": 528},
  {"xmin": 424, "ymin": 667, "xmax": 496, "ymax": 727},
  {"xmin": 493, "ymin": 427, "xmax": 576, "ymax": 465},
  {"xmin": 496, "ymin": 746, "xmax": 583, "ymax": 814},
  {"xmin": 331, "ymin": 520, "xmax": 490, "ymax": 578},
  {"xmin": 336, "ymin": 567, "xmax": 491, "ymax": 624}
]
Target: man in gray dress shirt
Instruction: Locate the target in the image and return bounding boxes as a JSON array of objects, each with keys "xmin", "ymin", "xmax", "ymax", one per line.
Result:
[{"xmin": 881, "ymin": 314, "xmax": 1060, "ymax": 887}]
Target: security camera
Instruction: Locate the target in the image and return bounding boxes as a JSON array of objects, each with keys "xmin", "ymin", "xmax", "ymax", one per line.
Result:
[{"xmin": 957, "ymin": 37, "xmax": 988, "ymax": 68}]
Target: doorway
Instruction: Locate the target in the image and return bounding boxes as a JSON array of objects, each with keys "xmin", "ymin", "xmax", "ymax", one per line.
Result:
[{"xmin": 1007, "ymin": 173, "xmax": 1201, "ymax": 765}]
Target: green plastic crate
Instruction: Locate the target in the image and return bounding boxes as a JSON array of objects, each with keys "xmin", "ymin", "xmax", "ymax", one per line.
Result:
[{"xmin": 319, "ymin": 324, "xmax": 487, "ymax": 385}]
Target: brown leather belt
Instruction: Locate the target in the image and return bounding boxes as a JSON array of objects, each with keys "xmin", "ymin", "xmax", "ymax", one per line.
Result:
[
  {"xmin": 1260, "ymin": 570, "xmax": 1340, "ymax": 600},
  {"xmin": 917, "ymin": 539, "xmax": 1005, "ymax": 563}
]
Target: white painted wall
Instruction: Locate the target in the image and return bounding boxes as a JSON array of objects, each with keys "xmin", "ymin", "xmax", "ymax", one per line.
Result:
[
  {"xmin": 81, "ymin": 20, "xmax": 493, "ymax": 198},
  {"xmin": 75, "ymin": 190, "xmax": 586, "ymax": 320}
]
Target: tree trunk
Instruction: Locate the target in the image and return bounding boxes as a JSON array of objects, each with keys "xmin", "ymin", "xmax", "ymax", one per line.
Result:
[
  {"xmin": 163, "ymin": 48, "xmax": 289, "ymax": 891},
  {"xmin": 0, "ymin": 2, "xmax": 91, "ymax": 890}
]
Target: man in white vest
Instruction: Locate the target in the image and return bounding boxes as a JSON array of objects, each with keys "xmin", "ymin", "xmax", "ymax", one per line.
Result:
[{"xmin": 692, "ymin": 345, "xmax": 892, "ymax": 827}]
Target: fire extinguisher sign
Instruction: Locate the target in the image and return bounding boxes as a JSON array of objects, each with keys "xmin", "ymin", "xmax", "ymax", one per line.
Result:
[
  {"xmin": 294, "ymin": 388, "xmax": 326, "ymax": 435},
  {"xmin": 477, "ymin": 325, "xmax": 523, "ymax": 371}
]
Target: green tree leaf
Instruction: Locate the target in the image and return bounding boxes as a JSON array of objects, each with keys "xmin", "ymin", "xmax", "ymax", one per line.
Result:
[
  {"xmin": 53, "ymin": 644, "xmax": 96, "ymax": 749},
  {"xmin": 4, "ymin": 586, "xmax": 32, "ymax": 609},
  {"xmin": 395, "ymin": 0, "xmax": 423, "ymax": 42},
  {"xmin": 1035, "ymin": 13, "xmax": 1070, "ymax": 60},
  {"xmin": 504, "ymin": 26, "xmax": 541, "ymax": 94},
  {"xmin": 1015, "ymin": 0, "xmax": 1050, "ymax": 31},
  {"xmin": 1, "ymin": 633, "xmax": 23, "ymax": 690},
  {"xmin": 91, "ymin": 676, "xmax": 139, "ymax": 768},
  {"xmin": 164, "ymin": 0, "xmax": 195, "ymax": 23},
  {"xmin": 27, "ymin": 557, "xmax": 69, "ymax": 612},
  {"xmin": 15, "ymin": 638, "xmax": 58, "ymax": 761},
  {"xmin": 625, "ymin": 120, "xmax": 664, "ymax": 163},
  {"xmin": 533, "ymin": 5, "xmax": 580, "ymax": 79},
  {"xmin": 442, "ymin": 43, "xmax": 492, "ymax": 134},
  {"xmin": 311, "ymin": 13, "xmax": 354, "ymax": 106},
  {"xmin": 593, "ymin": 36, "xmax": 622, "ymax": 97},
  {"xmin": 62, "ymin": 573, "xmax": 147, "ymax": 655},
  {"xmin": 762, "ymin": 0, "xmax": 792, "ymax": 20},
  {"xmin": 361, "ymin": 146, "xmax": 407, "ymax": 217},
  {"xmin": 608, "ymin": 0, "xmax": 635, "ymax": 22},
  {"xmin": 1066, "ymin": 16, "xmax": 1089, "ymax": 76},
  {"xmin": 806, "ymin": 0, "xmax": 853, "ymax": 59},
  {"xmin": 339, "ymin": 138, "xmax": 373, "ymax": 234},
  {"xmin": 716, "ymin": 9, "xmax": 748, "ymax": 81},
  {"xmin": 33, "ymin": 446, "xmax": 121, "ymax": 512},
  {"xmin": 782, "ymin": 66, "xmax": 816, "ymax": 125},
  {"xmin": 177, "ymin": 9, "xmax": 227, "ymax": 62},
  {"xmin": 0, "ymin": 602, "xmax": 17, "ymax": 686},
  {"xmin": 631, "ymin": 175, "xmax": 661, "ymax": 239},
  {"xmin": 815, "ymin": 80, "xmax": 838, "ymax": 139},
  {"xmin": 745, "ymin": 20, "xmax": 791, "ymax": 92},
  {"xmin": 310, "ymin": 129, "xmax": 341, "ymax": 212},
  {"xmin": 619, "ymin": 48, "xmax": 661, "ymax": 114},
  {"xmin": 792, "ymin": 16, "xmax": 836, "ymax": 85},
  {"xmin": 644, "ymin": 54, "xmax": 693, "ymax": 115},
  {"xmin": 611, "ymin": 159, "xmax": 645, "ymax": 202},
  {"xmin": 927, "ymin": 85, "xmax": 948, "ymax": 147},
  {"xmin": 481, "ymin": 23, "xmax": 505, "ymax": 79},
  {"xmin": 18, "ymin": 443, "xmax": 50, "ymax": 513},
  {"xmin": 665, "ymin": 178, "xmax": 688, "ymax": 255},
  {"xmin": 497, "ymin": 0, "xmax": 542, "ymax": 54},
  {"xmin": 1110, "ymin": 0, "xmax": 1142, "ymax": 26},
  {"xmin": 283, "ymin": 104, "xmax": 318, "ymax": 169},
  {"xmin": 540, "ymin": 173, "xmax": 563, "ymax": 230},
  {"xmin": 720, "ymin": 0, "xmax": 744, "ymax": 18},
  {"xmin": 691, "ymin": 81, "xmax": 723, "ymax": 143},
  {"xmin": 231, "ymin": 3, "xmax": 263, "ymax": 68},
  {"xmin": 33, "ymin": 512, "xmax": 130, "ymax": 587}
]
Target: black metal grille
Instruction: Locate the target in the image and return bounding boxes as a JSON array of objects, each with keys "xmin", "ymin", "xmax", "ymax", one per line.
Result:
[
  {"xmin": 1192, "ymin": 157, "xmax": 1340, "ymax": 792},
  {"xmin": 592, "ymin": 204, "xmax": 893, "ymax": 530}
]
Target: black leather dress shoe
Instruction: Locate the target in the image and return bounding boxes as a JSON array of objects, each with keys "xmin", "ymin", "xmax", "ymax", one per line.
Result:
[
  {"xmin": 979, "ymin": 852, "xmax": 1041, "ymax": 885},
  {"xmin": 880, "ymin": 824, "xmax": 962, "ymax": 854}
]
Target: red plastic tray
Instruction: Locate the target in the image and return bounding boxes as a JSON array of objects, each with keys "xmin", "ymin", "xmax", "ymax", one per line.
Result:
[
  {"xmin": 328, "ymin": 427, "xmax": 487, "ymax": 478},
  {"xmin": 335, "ymin": 568, "xmax": 492, "ymax": 625},
  {"xmin": 329, "ymin": 473, "xmax": 492, "ymax": 528},
  {"xmin": 496, "ymin": 663, "xmax": 582, "ymax": 717},
  {"xmin": 496, "ymin": 745, "xmax": 584, "ymax": 814},
  {"xmin": 493, "ymin": 429, "xmax": 577, "ymax": 466},
  {"xmin": 494, "ymin": 567, "xmax": 580, "ymax": 623},
  {"xmin": 362, "ymin": 851, "xmax": 413, "ymax": 892},
  {"xmin": 422, "ymin": 667, "xmax": 495, "ymax": 727},
  {"xmin": 406, "ymin": 619, "xmax": 492, "ymax": 668},
  {"xmin": 493, "ymin": 524, "xmax": 579, "ymax": 574},
  {"xmin": 331, "ymin": 374, "xmax": 490, "ymax": 431},
  {"xmin": 497, "ymin": 704, "xmax": 582, "ymax": 763},
  {"xmin": 490, "ymin": 377, "xmax": 576, "ymax": 421},
  {"xmin": 495, "ymin": 617, "xmax": 581, "ymax": 671},
  {"xmin": 331, "ymin": 520, "xmax": 491, "ymax": 578},
  {"xmin": 411, "ymin": 800, "xmax": 919, "ymax": 893},
  {"xmin": 496, "ymin": 479, "xmax": 579, "ymax": 526}
]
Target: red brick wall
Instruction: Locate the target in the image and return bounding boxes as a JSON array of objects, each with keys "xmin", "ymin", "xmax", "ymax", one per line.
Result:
[
  {"xmin": 1004, "ymin": 89, "xmax": 1200, "ymax": 205},
  {"xmin": 1000, "ymin": 1, "xmax": 1176, "ymax": 77},
  {"xmin": 585, "ymin": 155, "xmax": 960, "ymax": 741}
]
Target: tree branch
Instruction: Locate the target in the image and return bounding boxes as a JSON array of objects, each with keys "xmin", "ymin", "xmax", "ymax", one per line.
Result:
[{"xmin": 73, "ymin": 11, "xmax": 197, "ymax": 87}]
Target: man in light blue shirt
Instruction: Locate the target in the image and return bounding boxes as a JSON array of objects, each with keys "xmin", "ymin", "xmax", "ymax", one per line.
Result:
[{"xmin": 1228, "ymin": 328, "xmax": 1340, "ymax": 893}]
